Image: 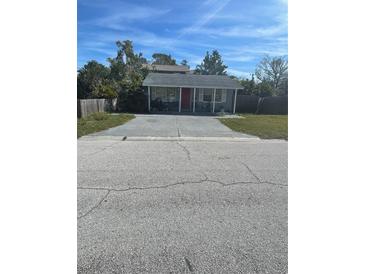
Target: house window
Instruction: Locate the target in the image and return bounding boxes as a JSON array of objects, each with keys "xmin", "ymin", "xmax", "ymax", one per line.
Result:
[
  {"xmin": 198, "ymin": 88, "xmax": 213, "ymax": 102},
  {"xmin": 151, "ymin": 88, "xmax": 165, "ymax": 101},
  {"xmin": 167, "ymin": 89, "xmax": 177, "ymax": 101},
  {"xmin": 215, "ymin": 89, "xmax": 227, "ymax": 103},
  {"xmin": 151, "ymin": 87, "xmax": 179, "ymax": 102},
  {"xmin": 203, "ymin": 93, "xmax": 212, "ymax": 101}
]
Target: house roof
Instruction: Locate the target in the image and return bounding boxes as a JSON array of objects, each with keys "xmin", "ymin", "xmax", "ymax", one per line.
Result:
[
  {"xmin": 143, "ymin": 73, "xmax": 242, "ymax": 89},
  {"xmin": 142, "ymin": 64, "xmax": 190, "ymax": 73}
]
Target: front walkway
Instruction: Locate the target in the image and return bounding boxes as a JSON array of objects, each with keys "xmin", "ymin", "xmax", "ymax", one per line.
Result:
[{"xmin": 91, "ymin": 114, "xmax": 255, "ymax": 138}]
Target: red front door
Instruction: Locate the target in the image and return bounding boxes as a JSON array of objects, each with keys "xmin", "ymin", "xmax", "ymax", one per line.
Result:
[{"xmin": 181, "ymin": 88, "xmax": 191, "ymax": 110}]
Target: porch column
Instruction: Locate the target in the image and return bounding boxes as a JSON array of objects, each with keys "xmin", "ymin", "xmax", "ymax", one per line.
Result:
[
  {"xmin": 233, "ymin": 88, "xmax": 237, "ymax": 114},
  {"xmin": 212, "ymin": 88, "xmax": 216, "ymax": 113},
  {"xmin": 179, "ymin": 87, "xmax": 182, "ymax": 112},
  {"xmin": 193, "ymin": 88, "xmax": 196, "ymax": 112},
  {"xmin": 148, "ymin": 86, "xmax": 151, "ymax": 112}
]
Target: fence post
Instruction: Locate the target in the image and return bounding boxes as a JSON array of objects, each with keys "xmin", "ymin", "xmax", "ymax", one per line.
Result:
[
  {"xmin": 256, "ymin": 97, "xmax": 263, "ymax": 114},
  {"xmin": 233, "ymin": 89, "xmax": 237, "ymax": 114},
  {"xmin": 212, "ymin": 88, "xmax": 216, "ymax": 113},
  {"xmin": 179, "ymin": 87, "xmax": 182, "ymax": 112},
  {"xmin": 193, "ymin": 88, "xmax": 196, "ymax": 113},
  {"xmin": 148, "ymin": 86, "xmax": 151, "ymax": 112}
]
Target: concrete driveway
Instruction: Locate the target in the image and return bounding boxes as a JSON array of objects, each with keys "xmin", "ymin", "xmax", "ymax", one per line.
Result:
[
  {"xmin": 78, "ymin": 115, "xmax": 288, "ymax": 273},
  {"xmin": 92, "ymin": 114, "xmax": 255, "ymax": 138}
]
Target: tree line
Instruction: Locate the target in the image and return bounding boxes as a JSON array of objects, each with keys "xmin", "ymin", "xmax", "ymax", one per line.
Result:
[
  {"xmin": 77, "ymin": 40, "xmax": 288, "ymax": 105},
  {"xmin": 239, "ymin": 56, "xmax": 288, "ymax": 97}
]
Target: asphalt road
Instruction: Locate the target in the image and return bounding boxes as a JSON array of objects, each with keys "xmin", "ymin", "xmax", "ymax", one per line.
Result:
[{"xmin": 78, "ymin": 132, "xmax": 288, "ymax": 273}]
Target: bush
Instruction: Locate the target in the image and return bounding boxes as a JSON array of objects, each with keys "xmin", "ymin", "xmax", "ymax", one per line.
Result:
[
  {"xmin": 116, "ymin": 89, "xmax": 147, "ymax": 113},
  {"xmin": 78, "ymin": 119, "xmax": 87, "ymax": 126},
  {"xmin": 89, "ymin": 112, "xmax": 109, "ymax": 121},
  {"xmin": 92, "ymin": 81, "xmax": 118, "ymax": 99},
  {"xmin": 77, "ymin": 61, "xmax": 110, "ymax": 99},
  {"xmin": 126, "ymin": 89, "xmax": 147, "ymax": 113}
]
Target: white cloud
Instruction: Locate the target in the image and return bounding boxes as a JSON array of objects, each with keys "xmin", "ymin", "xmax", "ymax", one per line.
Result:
[
  {"xmin": 177, "ymin": 0, "xmax": 288, "ymax": 43},
  {"xmin": 224, "ymin": 43, "xmax": 288, "ymax": 59},
  {"xmin": 81, "ymin": 47, "xmax": 115, "ymax": 56},
  {"xmin": 224, "ymin": 55, "xmax": 255, "ymax": 62},
  {"xmin": 202, "ymin": 0, "xmax": 220, "ymax": 6},
  {"xmin": 79, "ymin": 28, "xmax": 177, "ymax": 51},
  {"xmin": 178, "ymin": 0, "xmax": 231, "ymax": 38},
  {"xmin": 182, "ymin": 21, "xmax": 286, "ymax": 39},
  {"xmin": 79, "ymin": 2, "xmax": 171, "ymax": 30},
  {"xmin": 96, "ymin": 9, "xmax": 170, "ymax": 29},
  {"xmin": 226, "ymin": 68, "xmax": 252, "ymax": 78}
]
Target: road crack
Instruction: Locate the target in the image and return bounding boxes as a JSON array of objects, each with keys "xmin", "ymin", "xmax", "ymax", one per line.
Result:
[
  {"xmin": 77, "ymin": 190, "xmax": 110, "ymax": 220},
  {"xmin": 242, "ymin": 162, "xmax": 262, "ymax": 183},
  {"xmin": 184, "ymin": 257, "xmax": 194, "ymax": 272},
  {"xmin": 78, "ymin": 177, "xmax": 286, "ymax": 194},
  {"xmin": 176, "ymin": 142, "xmax": 191, "ymax": 161},
  {"xmin": 175, "ymin": 116, "xmax": 181, "ymax": 137},
  {"xmin": 79, "ymin": 139, "xmax": 125, "ymax": 157},
  {"xmin": 77, "ymin": 177, "xmax": 286, "ymax": 219}
]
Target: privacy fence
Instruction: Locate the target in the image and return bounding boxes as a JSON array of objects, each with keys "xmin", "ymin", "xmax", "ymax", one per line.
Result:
[
  {"xmin": 77, "ymin": 98, "xmax": 117, "ymax": 118},
  {"xmin": 235, "ymin": 95, "xmax": 288, "ymax": 115}
]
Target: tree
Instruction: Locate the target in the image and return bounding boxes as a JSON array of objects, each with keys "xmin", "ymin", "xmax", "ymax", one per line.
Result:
[
  {"xmin": 254, "ymin": 80, "xmax": 274, "ymax": 97},
  {"xmin": 229, "ymin": 75, "xmax": 239, "ymax": 80},
  {"xmin": 108, "ymin": 40, "xmax": 149, "ymax": 111},
  {"xmin": 255, "ymin": 55, "xmax": 288, "ymax": 95},
  {"xmin": 151, "ymin": 53, "xmax": 176, "ymax": 65},
  {"xmin": 77, "ymin": 60, "xmax": 110, "ymax": 99},
  {"xmin": 108, "ymin": 40, "xmax": 148, "ymax": 91},
  {"xmin": 240, "ymin": 74, "xmax": 256, "ymax": 95},
  {"xmin": 180, "ymin": 59, "xmax": 189, "ymax": 68},
  {"xmin": 278, "ymin": 74, "xmax": 288, "ymax": 96},
  {"xmin": 91, "ymin": 80, "xmax": 118, "ymax": 99},
  {"xmin": 195, "ymin": 50, "xmax": 228, "ymax": 75}
]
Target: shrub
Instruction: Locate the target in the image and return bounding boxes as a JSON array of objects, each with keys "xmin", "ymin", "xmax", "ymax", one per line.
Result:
[
  {"xmin": 78, "ymin": 119, "xmax": 87, "ymax": 126},
  {"xmin": 92, "ymin": 81, "xmax": 118, "ymax": 99},
  {"xmin": 116, "ymin": 88, "xmax": 147, "ymax": 113},
  {"xmin": 126, "ymin": 89, "xmax": 147, "ymax": 113},
  {"xmin": 89, "ymin": 112, "xmax": 109, "ymax": 121}
]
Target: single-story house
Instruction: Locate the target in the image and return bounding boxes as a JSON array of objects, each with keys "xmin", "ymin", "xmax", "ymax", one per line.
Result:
[{"xmin": 142, "ymin": 73, "xmax": 242, "ymax": 114}]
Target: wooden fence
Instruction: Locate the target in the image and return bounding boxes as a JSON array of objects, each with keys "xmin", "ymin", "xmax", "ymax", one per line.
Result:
[
  {"xmin": 256, "ymin": 96, "xmax": 288, "ymax": 114},
  {"xmin": 77, "ymin": 98, "xmax": 117, "ymax": 118},
  {"xmin": 236, "ymin": 95, "xmax": 288, "ymax": 114},
  {"xmin": 235, "ymin": 95, "xmax": 260, "ymax": 113}
]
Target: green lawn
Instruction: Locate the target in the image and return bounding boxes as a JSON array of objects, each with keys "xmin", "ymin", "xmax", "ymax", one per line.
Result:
[
  {"xmin": 77, "ymin": 112, "xmax": 135, "ymax": 138},
  {"xmin": 219, "ymin": 114, "xmax": 288, "ymax": 140}
]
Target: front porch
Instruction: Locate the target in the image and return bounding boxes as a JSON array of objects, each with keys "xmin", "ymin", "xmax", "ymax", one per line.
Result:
[{"xmin": 147, "ymin": 86, "xmax": 238, "ymax": 114}]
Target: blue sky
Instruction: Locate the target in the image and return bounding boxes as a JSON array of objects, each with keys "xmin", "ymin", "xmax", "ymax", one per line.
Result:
[{"xmin": 78, "ymin": 0, "xmax": 287, "ymax": 78}]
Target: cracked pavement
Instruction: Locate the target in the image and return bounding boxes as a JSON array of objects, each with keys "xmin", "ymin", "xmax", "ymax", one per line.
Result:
[{"xmin": 78, "ymin": 115, "xmax": 288, "ymax": 273}]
